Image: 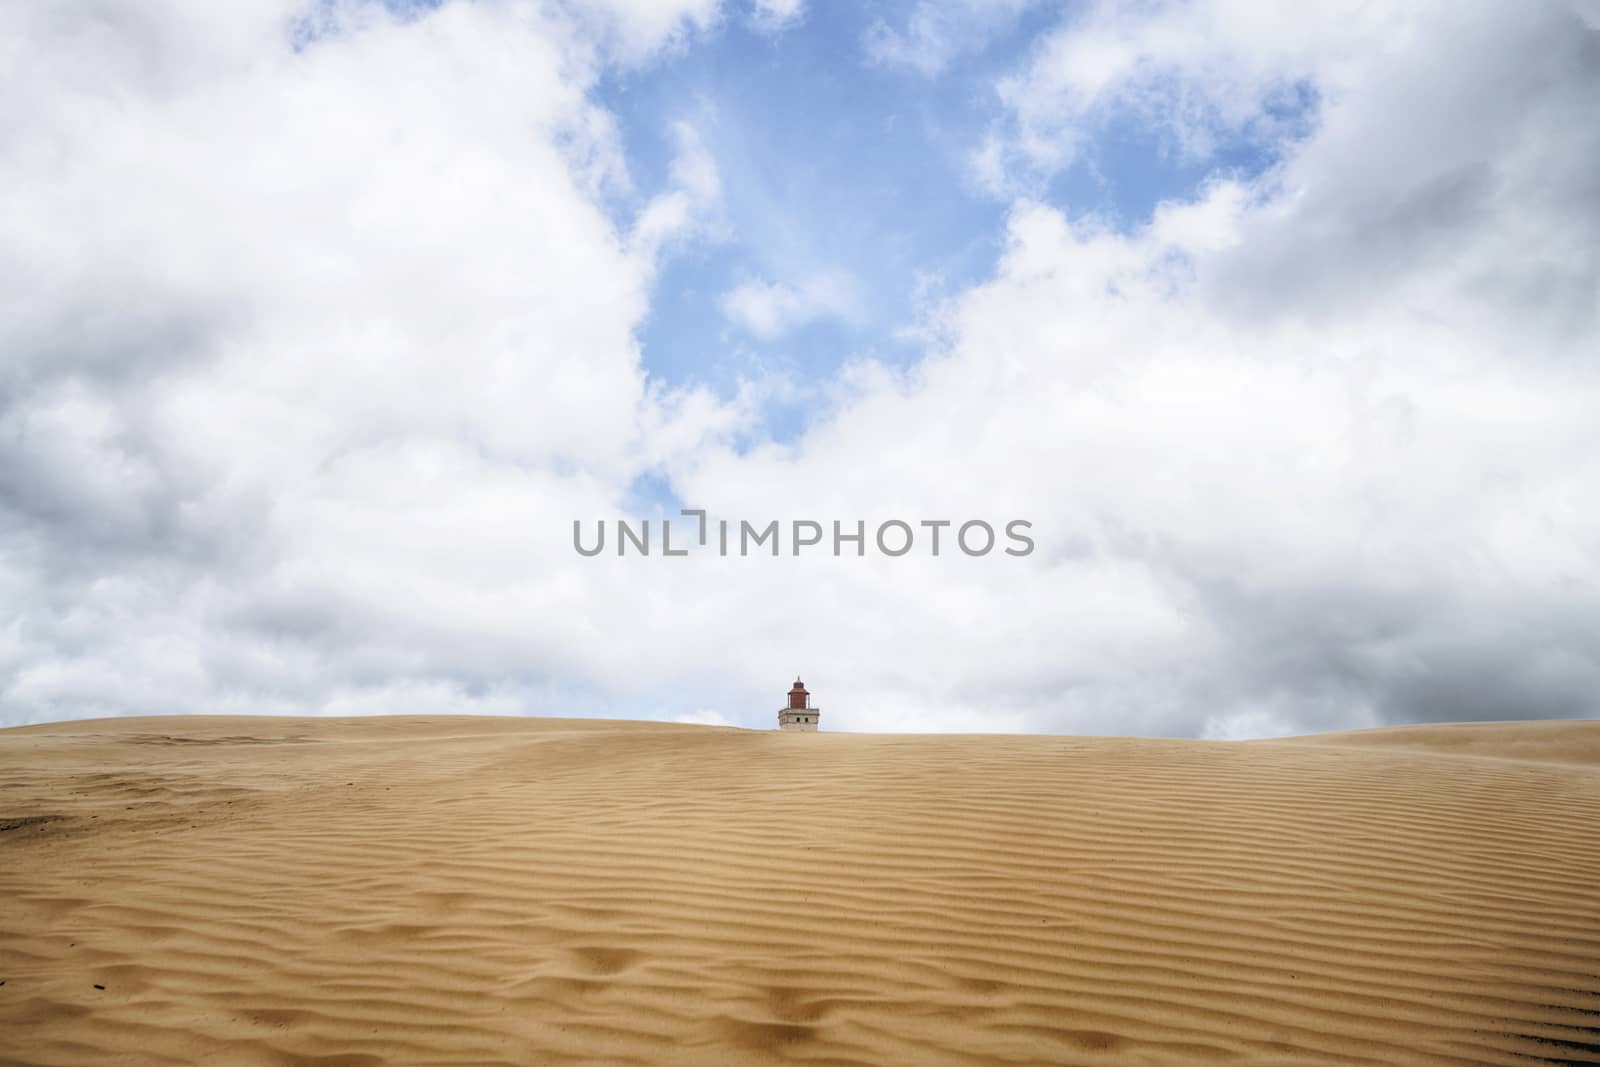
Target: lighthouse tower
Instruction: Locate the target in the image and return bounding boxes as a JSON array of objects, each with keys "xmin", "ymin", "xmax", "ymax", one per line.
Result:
[{"xmin": 777, "ymin": 677, "xmax": 820, "ymax": 732}]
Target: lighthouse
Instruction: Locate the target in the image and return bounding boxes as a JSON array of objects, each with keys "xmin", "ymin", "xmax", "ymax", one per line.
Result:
[{"xmin": 777, "ymin": 677, "xmax": 820, "ymax": 732}]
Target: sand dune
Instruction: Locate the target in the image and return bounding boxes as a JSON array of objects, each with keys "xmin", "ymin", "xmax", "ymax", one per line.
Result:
[{"xmin": 2, "ymin": 716, "xmax": 1598, "ymax": 1066}]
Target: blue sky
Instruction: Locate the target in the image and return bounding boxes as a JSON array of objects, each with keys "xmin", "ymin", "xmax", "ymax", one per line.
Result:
[
  {"xmin": 4, "ymin": 0, "xmax": 1596, "ymax": 736},
  {"xmin": 598, "ymin": 3, "xmax": 1307, "ymax": 435}
]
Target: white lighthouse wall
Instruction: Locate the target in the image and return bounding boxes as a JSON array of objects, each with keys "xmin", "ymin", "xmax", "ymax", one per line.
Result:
[{"xmin": 777, "ymin": 708, "xmax": 821, "ymax": 732}]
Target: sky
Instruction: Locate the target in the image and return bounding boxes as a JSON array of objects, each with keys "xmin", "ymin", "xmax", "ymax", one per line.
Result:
[{"xmin": 2, "ymin": 0, "xmax": 1598, "ymax": 737}]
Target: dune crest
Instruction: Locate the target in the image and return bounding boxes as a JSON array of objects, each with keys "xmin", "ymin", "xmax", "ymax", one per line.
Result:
[
  {"xmin": 1278, "ymin": 720, "xmax": 1600, "ymax": 767},
  {"xmin": 3, "ymin": 715, "xmax": 1599, "ymax": 1065}
]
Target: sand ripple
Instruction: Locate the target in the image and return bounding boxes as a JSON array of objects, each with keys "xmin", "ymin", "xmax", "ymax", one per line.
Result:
[{"xmin": 2, "ymin": 716, "xmax": 1598, "ymax": 1065}]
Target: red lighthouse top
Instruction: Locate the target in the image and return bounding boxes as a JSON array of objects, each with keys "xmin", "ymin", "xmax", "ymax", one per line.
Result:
[{"xmin": 787, "ymin": 677, "xmax": 809, "ymax": 710}]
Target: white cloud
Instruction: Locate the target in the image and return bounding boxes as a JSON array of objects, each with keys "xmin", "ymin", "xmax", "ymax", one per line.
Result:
[
  {"xmin": 2, "ymin": 0, "xmax": 1597, "ymax": 740},
  {"xmin": 573, "ymin": 0, "xmax": 722, "ymax": 66},
  {"xmin": 630, "ymin": 121, "xmax": 725, "ymax": 260},
  {"xmin": 720, "ymin": 273, "xmax": 859, "ymax": 339},
  {"xmin": 864, "ymin": 0, "xmax": 1037, "ymax": 76},
  {"xmin": 748, "ymin": 0, "xmax": 805, "ymax": 35},
  {"xmin": 668, "ymin": 1, "xmax": 1600, "ymax": 735},
  {"xmin": 0, "ymin": 0, "xmax": 741, "ymax": 725},
  {"xmin": 972, "ymin": 0, "xmax": 1403, "ymax": 195}
]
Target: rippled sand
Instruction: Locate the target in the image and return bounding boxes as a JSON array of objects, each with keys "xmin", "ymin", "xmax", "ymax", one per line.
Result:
[{"xmin": 2, "ymin": 715, "xmax": 1598, "ymax": 1065}]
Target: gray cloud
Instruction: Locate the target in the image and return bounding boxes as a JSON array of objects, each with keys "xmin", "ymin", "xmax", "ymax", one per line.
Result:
[{"xmin": 1205, "ymin": 2, "xmax": 1600, "ymax": 348}]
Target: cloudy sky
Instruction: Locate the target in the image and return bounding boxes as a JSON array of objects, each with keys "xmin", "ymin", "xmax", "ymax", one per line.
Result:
[{"xmin": 2, "ymin": 0, "xmax": 1597, "ymax": 737}]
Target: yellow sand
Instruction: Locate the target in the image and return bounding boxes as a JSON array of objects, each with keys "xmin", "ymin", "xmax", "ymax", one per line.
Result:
[{"xmin": 2, "ymin": 715, "xmax": 1598, "ymax": 1066}]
